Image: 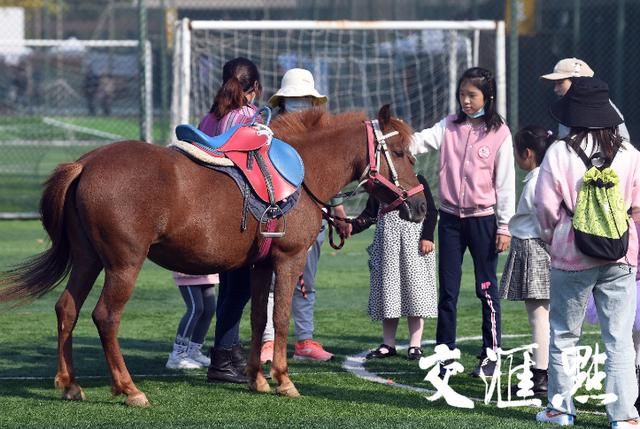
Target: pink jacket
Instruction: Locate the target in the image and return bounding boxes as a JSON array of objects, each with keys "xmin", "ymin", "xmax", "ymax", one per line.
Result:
[
  {"xmin": 411, "ymin": 115, "xmax": 515, "ymax": 235},
  {"xmin": 534, "ymin": 138, "xmax": 640, "ymax": 271},
  {"xmin": 172, "ymin": 104, "xmax": 258, "ymax": 286}
]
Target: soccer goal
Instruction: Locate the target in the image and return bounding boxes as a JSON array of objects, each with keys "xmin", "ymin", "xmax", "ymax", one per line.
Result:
[
  {"xmin": 171, "ymin": 19, "xmax": 506, "ymax": 212},
  {"xmin": 0, "ymin": 38, "xmax": 152, "ymax": 219}
]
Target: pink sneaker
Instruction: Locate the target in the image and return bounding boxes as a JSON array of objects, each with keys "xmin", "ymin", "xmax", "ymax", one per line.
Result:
[
  {"xmin": 293, "ymin": 339, "xmax": 334, "ymax": 361},
  {"xmin": 260, "ymin": 340, "xmax": 274, "ymax": 364}
]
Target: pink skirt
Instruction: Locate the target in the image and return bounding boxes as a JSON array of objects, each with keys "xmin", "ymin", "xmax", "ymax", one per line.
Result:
[{"xmin": 584, "ymin": 280, "xmax": 640, "ymax": 331}]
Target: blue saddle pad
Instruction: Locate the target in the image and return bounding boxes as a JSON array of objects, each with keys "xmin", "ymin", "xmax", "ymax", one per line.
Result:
[
  {"xmin": 175, "ymin": 124, "xmax": 304, "ymax": 189},
  {"xmin": 175, "ymin": 124, "xmax": 240, "ymax": 153}
]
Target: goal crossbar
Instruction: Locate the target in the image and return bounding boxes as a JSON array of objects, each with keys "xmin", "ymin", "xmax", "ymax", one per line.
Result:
[
  {"xmin": 189, "ymin": 20, "xmax": 500, "ymax": 31},
  {"xmin": 172, "ymin": 19, "xmax": 506, "ymax": 137}
]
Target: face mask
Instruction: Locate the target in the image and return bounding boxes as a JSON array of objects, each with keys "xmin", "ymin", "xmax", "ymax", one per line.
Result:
[
  {"xmin": 284, "ymin": 98, "xmax": 313, "ymax": 113},
  {"xmin": 467, "ymin": 107, "xmax": 485, "ymax": 119}
]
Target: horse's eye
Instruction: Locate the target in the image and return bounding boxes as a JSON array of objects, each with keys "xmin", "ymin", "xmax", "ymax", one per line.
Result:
[{"xmin": 393, "ymin": 150, "xmax": 404, "ymax": 157}]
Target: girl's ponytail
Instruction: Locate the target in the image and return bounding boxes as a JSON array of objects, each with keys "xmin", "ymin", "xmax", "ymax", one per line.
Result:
[
  {"xmin": 211, "ymin": 77, "xmax": 247, "ymax": 119},
  {"xmin": 208, "ymin": 57, "xmax": 262, "ymax": 119}
]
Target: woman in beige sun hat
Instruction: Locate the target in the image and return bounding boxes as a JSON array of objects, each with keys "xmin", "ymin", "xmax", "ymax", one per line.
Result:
[
  {"xmin": 268, "ymin": 68, "xmax": 328, "ymax": 113},
  {"xmin": 261, "ymin": 67, "xmax": 349, "ymax": 365}
]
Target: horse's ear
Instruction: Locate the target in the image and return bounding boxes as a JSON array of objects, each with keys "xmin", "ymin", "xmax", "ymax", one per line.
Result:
[{"xmin": 378, "ymin": 104, "xmax": 392, "ymax": 127}]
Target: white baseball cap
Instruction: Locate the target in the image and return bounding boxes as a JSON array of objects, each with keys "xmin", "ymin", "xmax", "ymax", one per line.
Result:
[
  {"xmin": 540, "ymin": 57, "xmax": 595, "ymax": 80},
  {"xmin": 268, "ymin": 68, "xmax": 328, "ymax": 107}
]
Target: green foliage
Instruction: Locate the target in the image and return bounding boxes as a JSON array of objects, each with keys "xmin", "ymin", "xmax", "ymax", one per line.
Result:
[{"xmin": 0, "ymin": 221, "xmax": 607, "ymax": 428}]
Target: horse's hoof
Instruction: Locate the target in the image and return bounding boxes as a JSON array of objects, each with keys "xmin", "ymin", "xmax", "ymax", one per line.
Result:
[
  {"xmin": 125, "ymin": 392, "xmax": 150, "ymax": 407},
  {"xmin": 61, "ymin": 385, "xmax": 86, "ymax": 401},
  {"xmin": 276, "ymin": 383, "xmax": 300, "ymax": 397},
  {"xmin": 249, "ymin": 379, "xmax": 271, "ymax": 393}
]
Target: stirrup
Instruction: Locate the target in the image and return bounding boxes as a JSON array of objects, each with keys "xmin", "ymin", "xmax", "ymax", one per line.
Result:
[{"xmin": 260, "ymin": 205, "xmax": 285, "ymax": 238}]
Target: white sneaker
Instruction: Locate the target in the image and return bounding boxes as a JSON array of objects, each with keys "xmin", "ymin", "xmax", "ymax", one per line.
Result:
[
  {"xmin": 611, "ymin": 420, "xmax": 640, "ymax": 428},
  {"xmin": 536, "ymin": 408, "xmax": 574, "ymax": 426},
  {"xmin": 165, "ymin": 352, "xmax": 202, "ymax": 370},
  {"xmin": 188, "ymin": 348, "xmax": 211, "ymax": 367}
]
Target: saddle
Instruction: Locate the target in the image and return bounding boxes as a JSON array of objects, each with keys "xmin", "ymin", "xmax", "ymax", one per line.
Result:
[{"xmin": 175, "ymin": 109, "xmax": 304, "ymax": 205}]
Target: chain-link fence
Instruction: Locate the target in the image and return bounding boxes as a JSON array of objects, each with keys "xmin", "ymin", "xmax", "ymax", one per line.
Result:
[
  {"xmin": 0, "ymin": 0, "xmax": 637, "ymax": 216},
  {"xmin": 515, "ymin": 0, "xmax": 638, "ymax": 145}
]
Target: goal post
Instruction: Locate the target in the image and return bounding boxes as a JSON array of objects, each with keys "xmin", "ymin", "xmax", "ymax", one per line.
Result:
[{"xmin": 171, "ymin": 19, "xmax": 506, "ymax": 211}]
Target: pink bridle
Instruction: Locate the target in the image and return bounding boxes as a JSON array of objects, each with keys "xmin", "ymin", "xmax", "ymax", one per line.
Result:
[{"xmin": 361, "ymin": 120, "xmax": 424, "ymax": 213}]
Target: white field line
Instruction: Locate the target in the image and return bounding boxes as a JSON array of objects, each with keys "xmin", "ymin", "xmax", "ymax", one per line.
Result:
[
  {"xmin": 42, "ymin": 117, "xmax": 125, "ymax": 141},
  {"xmin": 343, "ymin": 332, "xmax": 607, "ymax": 415}
]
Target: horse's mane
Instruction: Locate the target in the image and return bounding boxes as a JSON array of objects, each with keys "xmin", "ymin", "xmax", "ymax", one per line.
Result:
[
  {"xmin": 270, "ymin": 108, "xmax": 413, "ymax": 150},
  {"xmin": 270, "ymin": 109, "xmax": 364, "ymax": 143}
]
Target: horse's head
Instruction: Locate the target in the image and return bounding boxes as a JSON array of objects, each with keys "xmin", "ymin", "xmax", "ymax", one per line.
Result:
[{"xmin": 362, "ymin": 104, "xmax": 426, "ymax": 223}]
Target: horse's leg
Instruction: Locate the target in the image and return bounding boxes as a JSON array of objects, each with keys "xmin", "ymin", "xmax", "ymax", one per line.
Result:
[
  {"xmin": 92, "ymin": 265, "xmax": 149, "ymax": 407},
  {"xmin": 54, "ymin": 205, "xmax": 103, "ymax": 401},
  {"xmin": 272, "ymin": 258, "xmax": 306, "ymax": 397},
  {"xmin": 54, "ymin": 260, "xmax": 102, "ymax": 401},
  {"xmin": 247, "ymin": 264, "xmax": 272, "ymax": 393}
]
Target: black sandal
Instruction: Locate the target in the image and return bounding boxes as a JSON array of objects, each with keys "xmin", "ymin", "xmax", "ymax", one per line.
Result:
[
  {"xmin": 407, "ymin": 346, "xmax": 423, "ymax": 360},
  {"xmin": 365, "ymin": 344, "xmax": 397, "ymax": 360}
]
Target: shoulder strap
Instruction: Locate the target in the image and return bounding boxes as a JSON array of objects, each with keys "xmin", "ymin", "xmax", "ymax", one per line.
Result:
[{"xmin": 569, "ymin": 143, "xmax": 591, "ymax": 168}]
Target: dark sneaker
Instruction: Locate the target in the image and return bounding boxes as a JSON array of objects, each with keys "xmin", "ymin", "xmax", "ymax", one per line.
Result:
[
  {"xmin": 438, "ymin": 359, "xmax": 455, "ymax": 378},
  {"xmin": 470, "ymin": 356, "xmax": 497, "ymax": 377}
]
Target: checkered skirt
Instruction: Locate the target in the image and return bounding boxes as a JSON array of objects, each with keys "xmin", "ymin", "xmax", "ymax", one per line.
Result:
[{"xmin": 499, "ymin": 237, "xmax": 550, "ymax": 300}]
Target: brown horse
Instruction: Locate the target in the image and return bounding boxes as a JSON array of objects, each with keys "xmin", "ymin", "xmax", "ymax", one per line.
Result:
[{"xmin": 0, "ymin": 105, "xmax": 425, "ymax": 406}]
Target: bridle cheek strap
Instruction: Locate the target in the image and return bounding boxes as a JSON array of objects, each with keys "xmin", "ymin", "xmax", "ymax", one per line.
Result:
[{"xmin": 363, "ymin": 120, "xmax": 424, "ymax": 214}]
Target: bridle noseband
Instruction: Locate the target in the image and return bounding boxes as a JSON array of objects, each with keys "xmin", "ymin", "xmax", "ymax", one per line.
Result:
[{"xmin": 361, "ymin": 119, "xmax": 424, "ymax": 214}]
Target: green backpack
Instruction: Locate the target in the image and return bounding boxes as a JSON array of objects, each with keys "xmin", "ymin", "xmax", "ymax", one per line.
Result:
[{"xmin": 567, "ymin": 143, "xmax": 629, "ymax": 261}]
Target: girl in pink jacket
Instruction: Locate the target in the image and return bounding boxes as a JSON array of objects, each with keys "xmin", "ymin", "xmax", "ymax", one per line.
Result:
[{"xmin": 411, "ymin": 67, "xmax": 515, "ymax": 377}]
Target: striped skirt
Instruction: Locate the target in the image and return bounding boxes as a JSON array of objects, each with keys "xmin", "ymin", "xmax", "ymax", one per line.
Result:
[{"xmin": 499, "ymin": 237, "xmax": 550, "ymax": 301}]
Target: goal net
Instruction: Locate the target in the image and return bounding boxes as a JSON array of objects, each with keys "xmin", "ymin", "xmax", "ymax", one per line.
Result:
[
  {"xmin": 172, "ymin": 20, "xmax": 506, "ymax": 213},
  {"xmin": 0, "ymin": 39, "xmax": 152, "ymax": 218}
]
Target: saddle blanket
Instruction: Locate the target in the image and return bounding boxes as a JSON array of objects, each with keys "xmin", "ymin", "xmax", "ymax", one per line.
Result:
[{"xmin": 210, "ymin": 165, "xmax": 301, "ymax": 221}]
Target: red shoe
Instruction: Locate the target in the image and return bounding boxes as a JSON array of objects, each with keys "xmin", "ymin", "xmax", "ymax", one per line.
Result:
[
  {"xmin": 260, "ymin": 341, "xmax": 274, "ymax": 364},
  {"xmin": 293, "ymin": 339, "xmax": 334, "ymax": 361}
]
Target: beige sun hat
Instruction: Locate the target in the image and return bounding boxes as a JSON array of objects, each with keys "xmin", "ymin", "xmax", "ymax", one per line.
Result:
[
  {"xmin": 540, "ymin": 57, "xmax": 595, "ymax": 80},
  {"xmin": 268, "ymin": 68, "xmax": 328, "ymax": 107}
]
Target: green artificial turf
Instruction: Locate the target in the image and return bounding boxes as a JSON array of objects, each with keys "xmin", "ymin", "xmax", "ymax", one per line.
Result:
[{"xmin": 0, "ymin": 221, "xmax": 611, "ymax": 428}]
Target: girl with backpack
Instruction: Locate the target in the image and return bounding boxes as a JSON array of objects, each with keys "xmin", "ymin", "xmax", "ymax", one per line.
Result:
[
  {"xmin": 499, "ymin": 126, "xmax": 554, "ymax": 396},
  {"xmin": 534, "ymin": 76, "xmax": 640, "ymax": 427}
]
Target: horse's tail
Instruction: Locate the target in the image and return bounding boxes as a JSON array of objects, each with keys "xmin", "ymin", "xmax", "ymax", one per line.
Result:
[{"xmin": 0, "ymin": 162, "xmax": 83, "ymax": 304}]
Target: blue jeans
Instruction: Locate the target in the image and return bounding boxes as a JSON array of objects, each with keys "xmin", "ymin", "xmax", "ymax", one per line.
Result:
[
  {"xmin": 263, "ymin": 228, "xmax": 324, "ymax": 342},
  {"xmin": 547, "ymin": 264, "xmax": 638, "ymax": 422}
]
